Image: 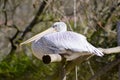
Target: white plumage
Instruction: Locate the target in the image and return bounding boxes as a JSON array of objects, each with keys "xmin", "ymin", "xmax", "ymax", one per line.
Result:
[{"xmin": 31, "ymin": 22, "xmax": 103, "ymax": 61}]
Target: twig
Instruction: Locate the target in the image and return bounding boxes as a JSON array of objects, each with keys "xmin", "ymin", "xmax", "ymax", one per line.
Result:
[
  {"xmin": 74, "ymin": 0, "xmax": 78, "ymax": 80},
  {"xmin": 87, "ymin": 61, "xmax": 94, "ymax": 75},
  {"xmin": 74, "ymin": 0, "xmax": 77, "ymax": 28},
  {"xmin": 75, "ymin": 66, "xmax": 78, "ymax": 80}
]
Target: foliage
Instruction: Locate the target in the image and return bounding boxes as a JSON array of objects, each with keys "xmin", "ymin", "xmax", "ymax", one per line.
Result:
[{"xmin": 0, "ymin": 53, "xmax": 57, "ymax": 80}]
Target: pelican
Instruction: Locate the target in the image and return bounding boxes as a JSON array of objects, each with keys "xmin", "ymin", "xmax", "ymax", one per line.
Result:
[{"xmin": 20, "ymin": 22, "xmax": 104, "ymax": 63}]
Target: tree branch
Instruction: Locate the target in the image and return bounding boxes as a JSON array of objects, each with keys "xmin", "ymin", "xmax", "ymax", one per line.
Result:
[
  {"xmin": 98, "ymin": 46, "xmax": 120, "ymax": 54},
  {"xmin": 42, "ymin": 46, "xmax": 120, "ymax": 64}
]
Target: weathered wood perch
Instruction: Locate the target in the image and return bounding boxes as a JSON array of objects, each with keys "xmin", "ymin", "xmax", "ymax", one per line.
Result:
[
  {"xmin": 42, "ymin": 54, "xmax": 62, "ymax": 64},
  {"xmin": 98, "ymin": 47, "xmax": 120, "ymax": 54},
  {"xmin": 42, "ymin": 46, "xmax": 120, "ymax": 64}
]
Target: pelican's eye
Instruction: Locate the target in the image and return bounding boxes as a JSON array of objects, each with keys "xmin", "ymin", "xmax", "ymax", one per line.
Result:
[{"xmin": 53, "ymin": 25, "xmax": 57, "ymax": 28}]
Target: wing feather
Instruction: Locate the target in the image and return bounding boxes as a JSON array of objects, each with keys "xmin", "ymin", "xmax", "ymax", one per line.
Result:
[{"xmin": 41, "ymin": 31, "xmax": 103, "ymax": 56}]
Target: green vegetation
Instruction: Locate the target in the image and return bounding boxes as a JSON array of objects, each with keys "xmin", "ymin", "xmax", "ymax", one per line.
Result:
[{"xmin": 0, "ymin": 53, "xmax": 57, "ymax": 80}]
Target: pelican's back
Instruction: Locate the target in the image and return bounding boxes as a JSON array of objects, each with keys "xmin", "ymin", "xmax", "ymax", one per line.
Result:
[{"xmin": 42, "ymin": 31, "xmax": 104, "ymax": 56}]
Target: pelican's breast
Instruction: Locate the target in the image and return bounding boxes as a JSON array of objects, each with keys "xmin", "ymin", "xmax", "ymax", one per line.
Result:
[{"xmin": 32, "ymin": 38, "xmax": 54, "ymax": 60}]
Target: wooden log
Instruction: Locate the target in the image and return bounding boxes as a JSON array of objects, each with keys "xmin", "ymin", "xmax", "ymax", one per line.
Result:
[
  {"xmin": 42, "ymin": 54, "xmax": 62, "ymax": 64},
  {"xmin": 42, "ymin": 46, "xmax": 120, "ymax": 64}
]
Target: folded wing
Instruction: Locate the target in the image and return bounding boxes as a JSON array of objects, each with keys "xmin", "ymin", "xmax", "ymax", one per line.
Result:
[{"xmin": 40, "ymin": 31, "xmax": 103, "ymax": 56}]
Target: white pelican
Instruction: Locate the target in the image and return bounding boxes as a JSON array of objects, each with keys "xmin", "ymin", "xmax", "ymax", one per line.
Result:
[{"xmin": 20, "ymin": 22, "xmax": 104, "ymax": 64}]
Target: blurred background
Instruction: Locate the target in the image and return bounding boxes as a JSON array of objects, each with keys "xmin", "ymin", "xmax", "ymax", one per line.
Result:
[{"xmin": 0, "ymin": 0, "xmax": 120, "ymax": 80}]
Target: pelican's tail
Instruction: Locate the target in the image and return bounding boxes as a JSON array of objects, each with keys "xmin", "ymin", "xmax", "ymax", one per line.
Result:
[{"xmin": 87, "ymin": 43, "xmax": 104, "ymax": 56}]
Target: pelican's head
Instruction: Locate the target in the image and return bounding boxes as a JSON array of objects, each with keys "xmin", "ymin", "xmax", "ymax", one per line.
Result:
[
  {"xmin": 52, "ymin": 22, "xmax": 67, "ymax": 32},
  {"xmin": 20, "ymin": 22, "xmax": 67, "ymax": 45}
]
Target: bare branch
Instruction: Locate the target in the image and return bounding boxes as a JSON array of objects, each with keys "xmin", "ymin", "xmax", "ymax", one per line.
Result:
[
  {"xmin": 98, "ymin": 46, "xmax": 120, "ymax": 54},
  {"xmin": 87, "ymin": 61, "xmax": 95, "ymax": 75},
  {"xmin": 42, "ymin": 46, "xmax": 120, "ymax": 64}
]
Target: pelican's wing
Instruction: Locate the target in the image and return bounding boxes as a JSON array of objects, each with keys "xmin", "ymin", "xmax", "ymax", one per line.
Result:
[{"xmin": 41, "ymin": 31, "xmax": 103, "ymax": 56}]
